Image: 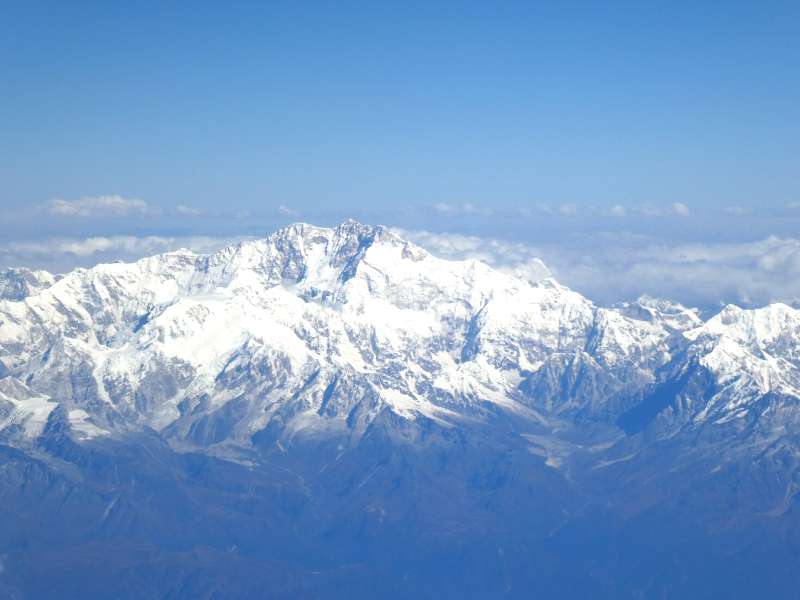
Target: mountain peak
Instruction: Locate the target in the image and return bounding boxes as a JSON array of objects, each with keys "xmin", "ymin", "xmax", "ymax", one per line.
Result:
[
  {"xmin": 267, "ymin": 219, "xmax": 386, "ymax": 244},
  {"xmin": 334, "ymin": 217, "xmax": 384, "ymax": 236}
]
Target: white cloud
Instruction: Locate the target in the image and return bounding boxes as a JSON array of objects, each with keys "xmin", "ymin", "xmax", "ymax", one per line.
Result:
[
  {"xmin": 671, "ymin": 202, "xmax": 690, "ymax": 217},
  {"xmin": 175, "ymin": 204, "xmax": 205, "ymax": 216},
  {"xmin": 432, "ymin": 202, "xmax": 456, "ymax": 216},
  {"xmin": 277, "ymin": 205, "xmax": 300, "ymax": 217},
  {"xmin": 636, "ymin": 203, "xmax": 691, "ymax": 217},
  {"xmin": 46, "ymin": 195, "xmax": 158, "ymax": 218},
  {"xmin": 431, "ymin": 202, "xmax": 494, "ymax": 217},
  {"xmin": 607, "ymin": 205, "xmax": 627, "ymax": 217},
  {"xmin": 0, "ymin": 235, "xmax": 248, "ymax": 272},
  {"xmin": 396, "ymin": 229, "xmax": 800, "ymax": 310},
  {"xmin": 636, "ymin": 205, "xmax": 662, "ymax": 217},
  {"xmin": 427, "ymin": 202, "xmax": 698, "ymax": 220},
  {"xmin": 557, "ymin": 204, "xmax": 578, "ymax": 216},
  {"xmin": 461, "ymin": 202, "xmax": 492, "ymax": 215},
  {"xmin": 516, "ymin": 203, "xmax": 556, "ymax": 216},
  {"xmin": 586, "ymin": 236, "xmax": 800, "ymax": 308},
  {"xmin": 518, "ymin": 203, "xmax": 579, "ymax": 217},
  {"xmin": 723, "ymin": 206, "xmax": 750, "ymax": 216}
]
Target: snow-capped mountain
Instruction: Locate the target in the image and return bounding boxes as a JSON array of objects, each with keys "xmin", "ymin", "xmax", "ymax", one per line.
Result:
[
  {"xmin": 617, "ymin": 301, "xmax": 800, "ymax": 446},
  {"xmin": 1, "ymin": 220, "xmax": 797, "ymax": 458},
  {"xmin": 3, "ymin": 220, "xmax": 800, "ymax": 598}
]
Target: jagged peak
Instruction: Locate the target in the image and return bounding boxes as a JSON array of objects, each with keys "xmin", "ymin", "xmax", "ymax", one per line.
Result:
[
  {"xmin": 710, "ymin": 302, "xmax": 798, "ymax": 325},
  {"xmin": 333, "ymin": 217, "xmax": 385, "ymax": 237},
  {"xmin": 686, "ymin": 302, "xmax": 800, "ymax": 352},
  {"xmin": 615, "ymin": 294, "xmax": 696, "ymax": 314},
  {"xmin": 265, "ymin": 219, "xmax": 385, "ymax": 243}
]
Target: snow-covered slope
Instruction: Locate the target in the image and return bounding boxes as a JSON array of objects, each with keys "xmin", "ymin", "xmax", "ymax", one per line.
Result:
[
  {"xmin": 0, "ymin": 267, "xmax": 57, "ymax": 301},
  {"xmin": 660, "ymin": 303, "xmax": 800, "ymax": 428},
  {"xmin": 0, "ymin": 220, "xmax": 797, "ymax": 455}
]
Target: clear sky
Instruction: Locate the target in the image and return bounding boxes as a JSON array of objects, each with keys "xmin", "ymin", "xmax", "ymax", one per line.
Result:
[{"xmin": 2, "ymin": 2, "xmax": 800, "ymax": 309}]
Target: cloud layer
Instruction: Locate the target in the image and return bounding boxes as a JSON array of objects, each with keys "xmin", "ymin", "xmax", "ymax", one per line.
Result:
[
  {"xmin": 425, "ymin": 201, "xmax": 695, "ymax": 219},
  {"xmin": 0, "ymin": 235, "xmax": 248, "ymax": 273},
  {"xmin": 46, "ymin": 195, "xmax": 157, "ymax": 218},
  {"xmin": 397, "ymin": 229, "xmax": 800, "ymax": 311}
]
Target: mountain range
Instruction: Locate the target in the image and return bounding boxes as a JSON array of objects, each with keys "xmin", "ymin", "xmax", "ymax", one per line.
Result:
[{"xmin": 1, "ymin": 220, "xmax": 799, "ymax": 598}]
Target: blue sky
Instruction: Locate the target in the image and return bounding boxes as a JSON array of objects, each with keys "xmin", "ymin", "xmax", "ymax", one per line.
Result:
[{"xmin": 2, "ymin": 2, "xmax": 799, "ymax": 308}]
